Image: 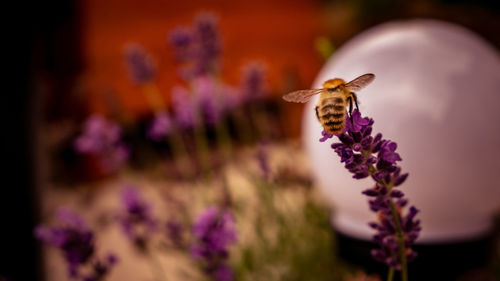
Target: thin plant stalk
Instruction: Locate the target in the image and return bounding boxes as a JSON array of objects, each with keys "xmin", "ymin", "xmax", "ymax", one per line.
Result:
[
  {"xmin": 142, "ymin": 82, "xmax": 196, "ymax": 178},
  {"xmin": 215, "ymin": 120, "xmax": 233, "ymax": 162},
  {"xmin": 167, "ymin": 126, "xmax": 195, "ymax": 177},
  {"xmin": 233, "ymin": 108, "xmax": 254, "ymax": 144},
  {"xmin": 194, "ymin": 124, "xmax": 212, "ymax": 178},
  {"xmin": 387, "ymin": 267, "xmax": 395, "ymax": 281}
]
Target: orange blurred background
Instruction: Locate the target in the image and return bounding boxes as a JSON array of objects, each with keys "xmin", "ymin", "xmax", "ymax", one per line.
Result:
[{"xmin": 82, "ymin": 0, "xmax": 322, "ymax": 117}]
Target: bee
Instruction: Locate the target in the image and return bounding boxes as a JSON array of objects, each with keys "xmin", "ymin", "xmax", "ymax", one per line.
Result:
[{"xmin": 283, "ymin": 73, "xmax": 375, "ymax": 134}]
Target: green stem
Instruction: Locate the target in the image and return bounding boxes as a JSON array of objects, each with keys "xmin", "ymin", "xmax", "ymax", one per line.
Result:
[
  {"xmin": 194, "ymin": 125, "xmax": 212, "ymax": 179},
  {"xmin": 167, "ymin": 128, "xmax": 194, "ymax": 178},
  {"xmin": 215, "ymin": 121, "xmax": 233, "ymax": 163},
  {"xmin": 389, "ymin": 201, "xmax": 408, "ymax": 281},
  {"xmin": 234, "ymin": 108, "xmax": 254, "ymax": 144},
  {"xmin": 387, "ymin": 267, "xmax": 395, "ymax": 281}
]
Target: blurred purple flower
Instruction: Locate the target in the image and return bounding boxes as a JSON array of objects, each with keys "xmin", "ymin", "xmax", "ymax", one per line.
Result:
[
  {"xmin": 193, "ymin": 76, "xmax": 223, "ymax": 126},
  {"xmin": 35, "ymin": 208, "xmax": 117, "ymax": 280},
  {"xmin": 323, "ymin": 109, "xmax": 420, "ymax": 270},
  {"xmin": 166, "ymin": 219, "xmax": 184, "ymax": 248},
  {"xmin": 256, "ymin": 142, "xmax": 270, "ymax": 180},
  {"xmin": 240, "ymin": 62, "xmax": 268, "ymax": 102},
  {"xmin": 172, "ymin": 86, "xmax": 198, "ymax": 129},
  {"xmin": 118, "ymin": 186, "xmax": 157, "ymax": 250},
  {"xmin": 123, "ymin": 43, "xmax": 156, "ymax": 84},
  {"xmin": 147, "ymin": 110, "xmax": 173, "ymax": 141},
  {"xmin": 168, "ymin": 13, "xmax": 221, "ymax": 78},
  {"xmin": 74, "ymin": 114, "xmax": 129, "ymax": 172},
  {"xmin": 192, "ymin": 13, "xmax": 221, "ymax": 77},
  {"xmin": 212, "ymin": 264, "xmax": 234, "ymax": 281},
  {"xmin": 169, "ymin": 27, "xmax": 194, "ymax": 62},
  {"xmin": 191, "ymin": 207, "xmax": 237, "ymax": 281},
  {"xmin": 74, "ymin": 115, "xmax": 121, "ymax": 153}
]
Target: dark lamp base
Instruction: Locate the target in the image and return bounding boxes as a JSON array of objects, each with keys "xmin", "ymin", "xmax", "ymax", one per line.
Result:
[{"xmin": 335, "ymin": 230, "xmax": 497, "ymax": 281}]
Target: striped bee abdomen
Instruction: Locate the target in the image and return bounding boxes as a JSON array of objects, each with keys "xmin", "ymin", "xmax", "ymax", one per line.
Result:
[{"xmin": 318, "ymin": 97, "xmax": 346, "ymax": 134}]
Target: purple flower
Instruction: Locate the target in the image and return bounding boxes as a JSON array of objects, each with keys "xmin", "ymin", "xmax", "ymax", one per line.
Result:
[
  {"xmin": 168, "ymin": 13, "xmax": 221, "ymax": 79},
  {"xmin": 322, "ymin": 109, "xmax": 419, "ymax": 270},
  {"xmin": 193, "ymin": 76, "xmax": 223, "ymax": 126},
  {"xmin": 74, "ymin": 115, "xmax": 121, "ymax": 153},
  {"xmin": 147, "ymin": 110, "xmax": 173, "ymax": 141},
  {"xmin": 169, "ymin": 27, "xmax": 194, "ymax": 62},
  {"xmin": 191, "ymin": 207, "xmax": 237, "ymax": 281},
  {"xmin": 172, "ymin": 86, "xmax": 198, "ymax": 129},
  {"xmin": 35, "ymin": 208, "xmax": 117, "ymax": 280},
  {"xmin": 123, "ymin": 43, "xmax": 156, "ymax": 84},
  {"xmin": 256, "ymin": 142, "xmax": 270, "ymax": 180},
  {"xmin": 212, "ymin": 264, "xmax": 234, "ymax": 281},
  {"xmin": 240, "ymin": 62, "xmax": 268, "ymax": 102},
  {"xmin": 74, "ymin": 114, "xmax": 129, "ymax": 172},
  {"xmin": 166, "ymin": 219, "xmax": 184, "ymax": 248},
  {"xmin": 378, "ymin": 141, "xmax": 402, "ymax": 165},
  {"xmin": 344, "ymin": 109, "xmax": 371, "ymax": 133},
  {"xmin": 118, "ymin": 186, "xmax": 157, "ymax": 250},
  {"xmin": 193, "ymin": 13, "xmax": 221, "ymax": 75}
]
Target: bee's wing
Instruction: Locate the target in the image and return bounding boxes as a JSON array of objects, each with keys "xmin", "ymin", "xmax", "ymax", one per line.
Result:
[
  {"xmin": 282, "ymin": 89, "xmax": 323, "ymax": 103},
  {"xmin": 344, "ymin": 73, "xmax": 375, "ymax": 92}
]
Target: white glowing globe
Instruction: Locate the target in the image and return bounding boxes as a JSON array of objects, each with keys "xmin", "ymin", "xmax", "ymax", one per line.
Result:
[{"xmin": 303, "ymin": 19, "xmax": 500, "ymax": 243}]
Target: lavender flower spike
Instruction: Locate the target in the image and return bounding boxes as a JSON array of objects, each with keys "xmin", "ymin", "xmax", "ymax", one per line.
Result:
[
  {"xmin": 193, "ymin": 13, "xmax": 222, "ymax": 75},
  {"xmin": 169, "ymin": 27, "xmax": 194, "ymax": 62},
  {"xmin": 240, "ymin": 61, "xmax": 268, "ymax": 102},
  {"xmin": 172, "ymin": 86, "xmax": 198, "ymax": 129},
  {"xmin": 193, "ymin": 75, "xmax": 223, "ymax": 126},
  {"xmin": 74, "ymin": 114, "xmax": 129, "ymax": 173},
  {"xmin": 191, "ymin": 207, "xmax": 237, "ymax": 281},
  {"xmin": 124, "ymin": 43, "xmax": 157, "ymax": 84},
  {"xmin": 323, "ymin": 109, "xmax": 420, "ymax": 278},
  {"xmin": 35, "ymin": 208, "xmax": 117, "ymax": 280},
  {"xmin": 147, "ymin": 110, "xmax": 173, "ymax": 141},
  {"xmin": 118, "ymin": 185, "xmax": 157, "ymax": 250}
]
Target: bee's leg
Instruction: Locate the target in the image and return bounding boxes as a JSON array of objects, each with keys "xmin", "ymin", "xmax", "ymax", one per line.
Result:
[
  {"xmin": 347, "ymin": 96, "xmax": 354, "ymax": 126},
  {"xmin": 315, "ymin": 106, "xmax": 320, "ymax": 121},
  {"xmin": 351, "ymin": 92, "xmax": 360, "ymax": 111}
]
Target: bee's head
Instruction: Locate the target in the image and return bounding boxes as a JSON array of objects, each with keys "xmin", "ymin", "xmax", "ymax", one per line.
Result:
[{"xmin": 323, "ymin": 78, "xmax": 345, "ymax": 90}]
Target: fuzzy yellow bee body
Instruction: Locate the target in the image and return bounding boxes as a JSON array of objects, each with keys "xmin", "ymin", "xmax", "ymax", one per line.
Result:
[{"xmin": 283, "ymin": 74, "xmax": 375, "ymax": 134}]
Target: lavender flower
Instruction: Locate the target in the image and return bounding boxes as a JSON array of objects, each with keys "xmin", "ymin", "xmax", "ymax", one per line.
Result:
[
  {"xmin": 172, "ymin": 86, "xmax": 198, "ymax": 129},
  {"xmin": 169, "ymin": 27, "xmax": 194, "ymax": 62},
  {"xmin": 193, "ymin": 76, "xmax": 223, "ymax": 126},
  {"xmin": 322, "ymin": 109, "xmax": 420, "ymax": 272},
  {"xmin": 35, "ymin": 208, "xmax": 117, "ymax": 280},
  {"xmin": 240, "ymin": 62, "xmax": 268, "ymax": 102},
  {"xmin": 191, "ymin": 207, "xmax": 237, "ymax": 281},
  {"xmin": 168, "ymin": 13, "xmax": 221, "ymax": 78},
  {"xmin": 147, "ymin": 110, "xmax": 173, "ymax": 141},
  {"xmin": 118, "ymin": 186, "xmax": 157, "ymax": 250},
  {"xmin": 256, "ymin": 142, "xmax": 270, "ymax": 180},
  {"xmin": 193, "ymin": 13, "xmax": 221, "ymax": 75},
  {"xmin": 74, "ymin": 114, "xmax": 129, "ymax": 173},
  {"xmin": 166, "ymin": 219, "xmax": 184, "ymax": 248},
  {"xmin": 124, "ymin": 43, "xmax": 156, "ymax": 84}
]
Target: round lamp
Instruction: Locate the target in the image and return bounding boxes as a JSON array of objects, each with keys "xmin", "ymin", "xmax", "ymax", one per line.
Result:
[{"xmin": 302, "ymin": 19, "xmax": 500, "ymax": 243}]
